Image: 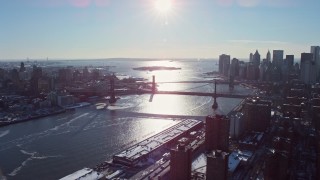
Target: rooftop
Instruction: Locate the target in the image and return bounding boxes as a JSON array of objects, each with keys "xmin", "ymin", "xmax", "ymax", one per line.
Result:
[
  {"xmin": 59, "ymin": 168, "xmax": 102, "ymax": 180},
  {"xmin": 192, "ymin": 150, "xmax": 253, "ymax": 175},
  {"xmin": 114, "ymin": 119, "xmax": 202, "ymax": 163}
]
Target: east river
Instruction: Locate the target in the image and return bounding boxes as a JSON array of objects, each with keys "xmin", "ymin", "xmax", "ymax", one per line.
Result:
[{"xmin": 0, "ymin": 59, "xmax": 253, "ymax": 179}]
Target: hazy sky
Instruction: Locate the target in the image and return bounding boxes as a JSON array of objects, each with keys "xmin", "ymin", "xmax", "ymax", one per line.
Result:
[{"xmin": 0, "ymin": 0, "xmax": 319, "ymax": 60}]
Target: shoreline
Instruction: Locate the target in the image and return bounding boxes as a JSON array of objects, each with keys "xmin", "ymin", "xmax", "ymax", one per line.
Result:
[
  {"xmin": 0, "ymin": 102, "xmax": 92, "ymax": 128},
  {"xmin": 67, "ymin": 94, "xmax": 254, "ymax": 179},
  {"xmin": 0, "ymin": 109, "xmax": 66, "ymax": 127}
]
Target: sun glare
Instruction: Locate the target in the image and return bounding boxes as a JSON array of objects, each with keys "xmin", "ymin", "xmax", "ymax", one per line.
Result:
[{"xmin": 155, "ymin": 0, "xmax": 173, "ymax": 14}]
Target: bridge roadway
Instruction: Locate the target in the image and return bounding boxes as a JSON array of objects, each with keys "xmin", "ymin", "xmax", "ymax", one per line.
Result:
[
  {"xmin": 68, "ymin": 89, "xmax": 251, "ymax": 99},
  {"xmin": 154, "ymin": 90, "xmax": 250, "ymax": 98},
  {"xmin": 138, "ymin": 80, "xmax": 271, "ymax": 85},
  {"xmin": 114, "ymin": 90, "xmax": 251, "ymax": 99},
  {"xmin": 139, "ymin": 80, "xmax": 236, "ymax": 85}
]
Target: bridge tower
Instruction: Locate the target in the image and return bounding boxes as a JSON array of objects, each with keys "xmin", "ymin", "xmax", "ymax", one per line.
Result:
[
  {"xmin": 109, "ymin": 75, "xmax": 116, "ymax": 104},
  {"xmin": 212, "ymin": 81, "xmax": 218, "ymax": 109},
  {"xmin": 152, "ymin": 75, "xmax": 156, "ymax": 93}
]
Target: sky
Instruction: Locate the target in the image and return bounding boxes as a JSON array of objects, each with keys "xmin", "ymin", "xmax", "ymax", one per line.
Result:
[{"xmin": 0, "ymin": 0, "xmax": 319, "ymax": 60}]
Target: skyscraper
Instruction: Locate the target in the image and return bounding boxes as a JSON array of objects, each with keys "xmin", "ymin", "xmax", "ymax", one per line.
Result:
[
  {"xmin": 249, "ymin": 53, "xmax": 253, "ymax": 62},
  {"xmin": 259, "ymin": 62, "xmax": 268, "ymax": 81},
  {"xmin": 300, "ymin": 53, "xmax": 316, "ymax": 84},
  {"xmin": 281, "ymin": 55, "xmax": 294, "ymax": 81},
  {"xmin": 285, "ymin": 55, "xmax": 294, "ymax": 67},
  {"xmin": 266, "ymin": 50, "xmax": 271, "ymax": 63},
  {"xmin": 311, "ymin": 46, "xmax": 320, "ymax": 81},
  {"xmin": 170, "ymin": 143, "xmax": 192, "ymax": 180},
  {"xmin": 272, "ymin": 50, "xmax": 284, "ymax": 68},
  {"xmin": 253, "ymin": 50, "xmax": 261, "ymax": 66},
  {"xmin": 246, "ymin": 62, "xmax": 256, "ymax": 80},
  {"xmin": 311, "ymin": 46, "xmax": 320, "ymax": 62},
  {"xmin": 19, "ymin": 62, "xmax": 25, "ymax": 72},
  {"xmin": 230, "ymin": 58, "xmax": 239, "ymax": 77},
  {"xmin": 243, "ymin": 98, "xmax": 271, "ymax": 132},
  {"xmin": 205, "ymin": 115, "xmax": 230, "ymax": 152},
  {"xmin": 219, "ymin": 54, "xmax": 231, "ymax": 76},
  {"xmin": 206, "ymin": 150, "xmax": 229, "ymax": 180}
]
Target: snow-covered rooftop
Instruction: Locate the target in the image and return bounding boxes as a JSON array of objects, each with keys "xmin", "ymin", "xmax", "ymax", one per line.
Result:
[
  {"xmin": 192, "ymin": 150, "xmax": 253, "ymax": 175},
  {"xmin": 114, "ymin": 119, "xmax": 201, "ymax": 162},
  {"xmin": 60, "ymin": 168, "xmax": 103, "ymax": 180}
]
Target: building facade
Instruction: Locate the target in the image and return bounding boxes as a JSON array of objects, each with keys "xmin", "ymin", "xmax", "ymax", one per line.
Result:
[
  {"xmin": 170, "ymin": 143, "xmax": 192, "ymax": 180},
  {"xmin": 219, "ymin": 54, "xmax": 231, "ymax": 76},
  {"xmin": 243, "ymin": 98, "xmax": 271, "ymax": 132},
  {"xmin": 205, "ymin": 115, "xmax": 230, "ymax": 152},
  {"xmin": 273, "ymin": 50, "xmax": 284, "ymax": 68},
  {"xmin": 300, "ymin": 53, "xmax": 316, "ymax": 84},
  {"xmin": 206, "ymin": 150, "xmax": 229, "ymax": 180}
]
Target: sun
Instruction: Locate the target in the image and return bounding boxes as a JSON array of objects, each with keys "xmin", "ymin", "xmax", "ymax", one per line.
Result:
[{"xmin": 155, "ymin": 0, "xmax": 173, "ymax": 14}]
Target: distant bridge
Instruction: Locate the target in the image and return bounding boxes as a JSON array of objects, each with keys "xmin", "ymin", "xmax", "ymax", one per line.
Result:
[
  {"xmin": 67, "ymin": 75, "xmax": 257, "ymax": 108},
  {"xmin": 154, "ymin": 91, "xmax": 251, "ymax": 98},
  {"xmin": 141, "ymin": 80, "xmax": 237, "ymax": 85},
  {"xmin": 67, "ymin": 89, "xmax": 250, "ymax": 99}
]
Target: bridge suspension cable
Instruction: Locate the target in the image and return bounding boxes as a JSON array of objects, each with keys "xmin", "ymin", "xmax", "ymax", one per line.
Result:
[{"xmin": 177, "ymin": 83, "xmax": 211, "ymax": 92}]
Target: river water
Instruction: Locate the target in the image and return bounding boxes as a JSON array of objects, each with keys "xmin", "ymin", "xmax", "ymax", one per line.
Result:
[{"xmin": 0, "ymin": 59, "xmax": 253, "ymax": 179}]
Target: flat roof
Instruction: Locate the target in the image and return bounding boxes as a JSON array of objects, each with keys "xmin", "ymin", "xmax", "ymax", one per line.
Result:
[
  {"xmin": 239, "ymin": 132, "xmax": 264, "ymax": 145},
  {"xmin": 192, "ymin": 150, "xmax": 253, "ymax": 174},
  {"xmin": 60, "ymin": 168, "xmax": 102, "ymax": 180},
  {"xmin": 114, "ymin": 119, "xmax": 201, "ymax": 162},
  {"xmin": 228, "ymin": 150, "xmax": 253, "ymax": 173}
]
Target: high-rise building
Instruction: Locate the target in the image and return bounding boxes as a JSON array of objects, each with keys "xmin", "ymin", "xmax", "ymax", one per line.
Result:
[
  {"xmin": 300, "ymin": 53, "xmax": 316, "ymax": 84},
  {"xmin": 246, "ymin": 62, "xmax": 256, "ymax": 80},
  {"xmin": 311, "ymin": 46, "xmax": 320, "ymax": 62},
  {"xmin": 311, "ymin": 46, "xmax": 320, "ymax": 81},
  {"xmin": 252, "ymin": 50, "xmax": 261, "ymax": 79},
  {"xmin": 285, "ymin": 55, "xmax": 294, "ymax": 68},
  {"xmin": 219, "ymin": 54, "xmax": 231, "ymax": 76},
  {"xmin": 272, "ymin": 50, "xmax": 284, "ymax": 68},
  {"xmin": 253, "ymin": 50, "xmax": 261, "ymax": 66},
  {"xmin": 229, "ymin": 112, "xmax": 245, "ymax": 138},
  {"xmin": 239, "ymin": 62, "xmax": 247, "ymax": 79},
  {"xmin": 206, "ymin": 150, "xmax": 229, "ymax": 180},
  {"xmin": 170, "ymin": 143, "xmax": 191, "ymax": 180},
  {"xmin": 259, "ymin": 62, "xmax": 268, "ymax": 81},
  {"xmin": 230, "ymin": 58, "xmax": 239, "ymax": 77},
  {"xmin": 266, "ymin": 50, "xmax": 271, "ymax": 63},
  {"xmin": 19, "ymin": 62, "xmax": 25, "ymax": 72},
  {"xmin": 281, "ymin": 55, "xmax": 294, "ymax": 82},
  {"xmin": 249, "ymin": 53, "xmax": 253, "ymax": 62},
  {"xmin": 243, "ymin": 98, "xmax": 271, "ymax": 132},
  {"xmin": 205, "ymin": 115, "xmax": 230, "ymax": 152},
  {"xmin": 271, "ymin": 66, "xmax": 282, "ymax": 82}
]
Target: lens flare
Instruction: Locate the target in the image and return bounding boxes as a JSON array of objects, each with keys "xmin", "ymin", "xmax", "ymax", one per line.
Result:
[{"xmin": 155, "ymin": 0, "xmax": 173, "ymax": 14}]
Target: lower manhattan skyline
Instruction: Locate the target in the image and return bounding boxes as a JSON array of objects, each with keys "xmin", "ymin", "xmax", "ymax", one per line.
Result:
[{"xmin": 1, "ymin": 0, "xmax": 319, "ymax": 59}]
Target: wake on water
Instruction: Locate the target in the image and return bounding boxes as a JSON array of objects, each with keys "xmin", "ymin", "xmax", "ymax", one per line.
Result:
[
  {"xmin": 3, "ymin": 114, "xmax": 89, "ymax": 176},
  {"xmin": 8, "ymin": 149, "xmax": 62, "ymax": 176},
  {"xmin": 0, "ymin": 130, "xmax": 10, "ymax": 138},
  {"xmin": 0, "ymin": 113, "xmax": 89, "ymax": 152}
]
